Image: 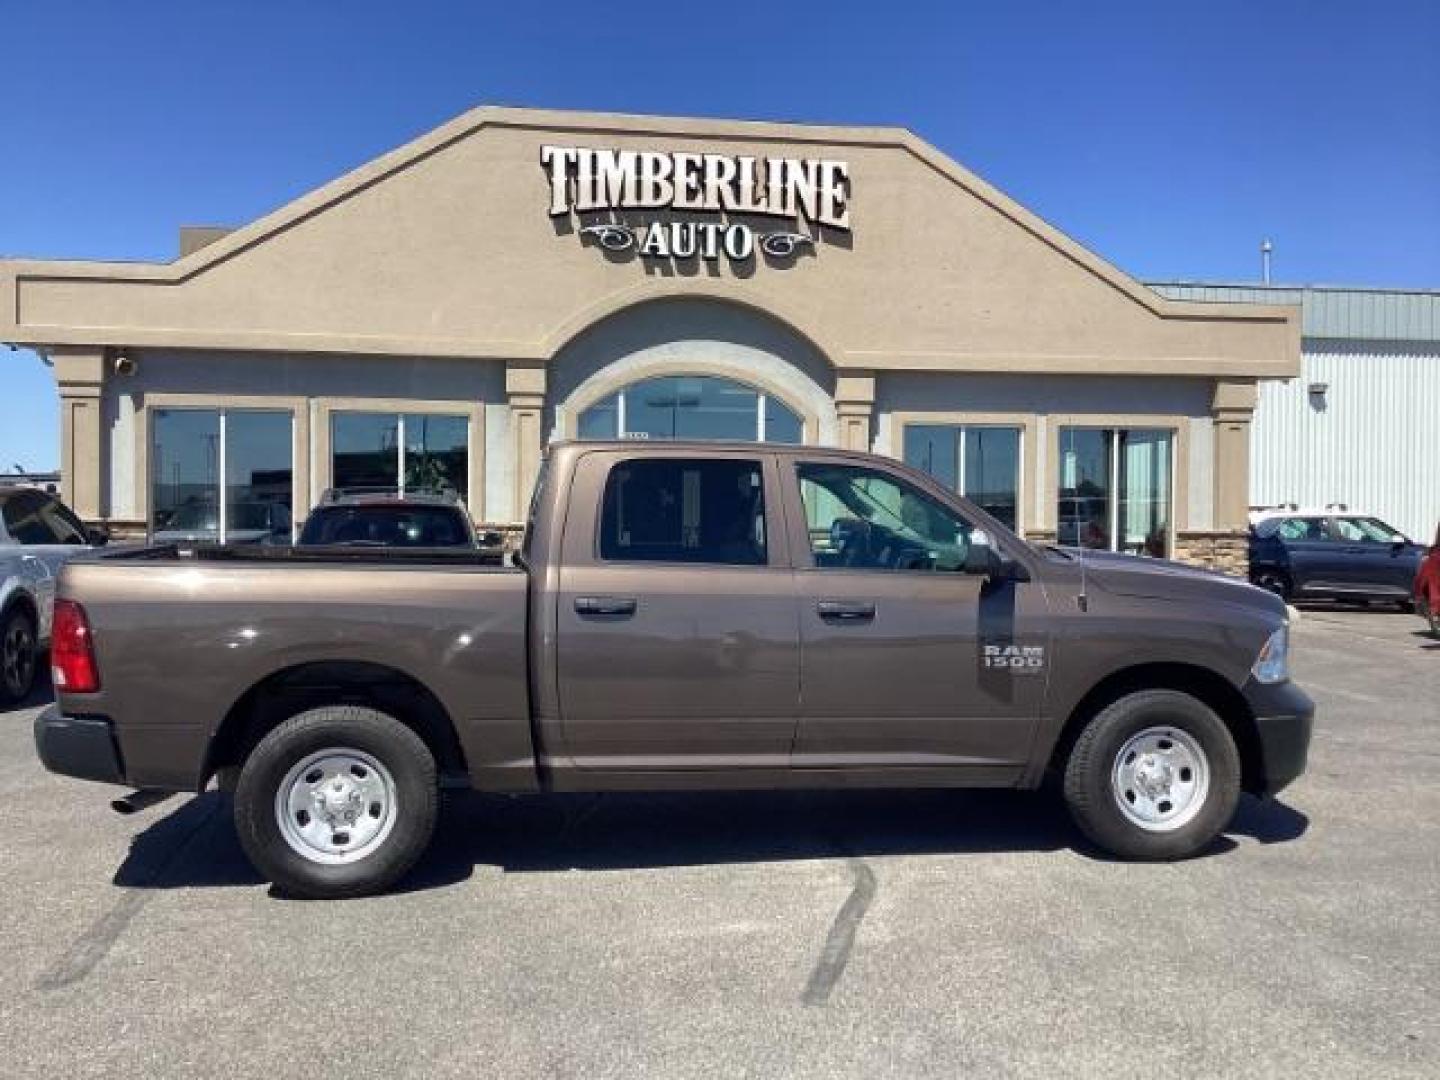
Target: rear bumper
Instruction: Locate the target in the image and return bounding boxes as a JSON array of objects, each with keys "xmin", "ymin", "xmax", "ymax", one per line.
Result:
[
  {"xmin": 1240, "ymin": 679, "xmax": 1315, "ymax": 796},
  {"xmin": 33, "ymin": 705, "xmax": 126, "ymax": 785}
]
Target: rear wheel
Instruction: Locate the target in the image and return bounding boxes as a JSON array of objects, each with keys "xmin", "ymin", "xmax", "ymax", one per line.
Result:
[
  {"xmin": 234, "ymin": 705, "xmax": 438, "ymax": 899},
  {"xmin": 1063, "ymin": 690, "xmax": 1241, "ymax": 861},
  {"xmin": 0, "ymin": 606, "xmax": 38, "ymax": 706}
]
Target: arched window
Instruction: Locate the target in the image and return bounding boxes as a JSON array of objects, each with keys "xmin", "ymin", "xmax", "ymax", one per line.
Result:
[{"xmin": 577, "ymin": 375, "xmax": 803, "ymax": 443}]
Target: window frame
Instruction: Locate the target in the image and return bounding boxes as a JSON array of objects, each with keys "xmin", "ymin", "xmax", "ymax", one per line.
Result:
[
  {"xmin": 139, "ymin": 393, "xmax": 307, "ymax": 541},
  {"xmin": 148, "ymin": 405, "xmax": 298, "ymax": 544},
  {"xmin": 314, "ymin": 397, "xmax": 484, "ymax": 522},
  {"xmin": 571, "ymin": 373, "xmax": 810, "ymax": 445},
  {"xmin": 1051, "ymin": 419, "xmax": 1185, "ymax": 557},
  {"xmin": 899, "ymin": 419, "xmax": 1027, "ymax": 534}
]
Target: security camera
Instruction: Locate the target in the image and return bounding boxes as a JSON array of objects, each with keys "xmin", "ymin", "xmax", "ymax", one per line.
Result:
[{"xmin": 113, "ymin": 351, "xmax": 138, "ymax": 377}]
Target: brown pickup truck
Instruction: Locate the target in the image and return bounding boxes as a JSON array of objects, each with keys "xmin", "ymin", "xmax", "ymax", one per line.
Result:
[{"xmin": 35, "ymin": 441, "xmax": 1313, "ymax": 898}]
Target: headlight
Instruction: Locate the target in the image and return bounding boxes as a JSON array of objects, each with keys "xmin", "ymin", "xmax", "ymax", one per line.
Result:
[{"xmin": 1252, "ymin": 623, "xmax": 1290, "ymax": 684}]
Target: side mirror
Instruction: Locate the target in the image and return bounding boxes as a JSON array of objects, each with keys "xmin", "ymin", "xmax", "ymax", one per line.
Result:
[
  {"xmin": 964, "ymin": 539, "xmax": 1003, "ymax": 577},
  {"xmin": 964, "ymin": 537, "xmax": 1029, "ymax": 582},
  {"xmin": 85, "ymin": 526, "xmax": 110, "ymax": 547}
]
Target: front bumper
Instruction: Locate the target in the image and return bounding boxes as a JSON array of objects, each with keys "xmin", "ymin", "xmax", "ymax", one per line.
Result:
[
  {"xmin": 1240, "ymin": 679, "xmax": 1315, "ymax": 796},
  {"xmin": 33, "ymin": 705, "xmax": 126, "ymax": 785}
]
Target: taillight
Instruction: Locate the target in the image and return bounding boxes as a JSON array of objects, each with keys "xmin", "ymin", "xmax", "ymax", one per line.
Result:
[{"xmin": 51, "ymin": 599, "xmax": 100, "ymax": 693}]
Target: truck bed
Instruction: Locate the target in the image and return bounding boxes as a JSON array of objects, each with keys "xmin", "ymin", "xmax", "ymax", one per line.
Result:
[{"xmin": 55, "ymin": 545, "xmax": 534, "ymax": 793}]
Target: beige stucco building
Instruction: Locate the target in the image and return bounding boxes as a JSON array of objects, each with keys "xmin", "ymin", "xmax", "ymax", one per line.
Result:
[{"xmin": 0, "ymin": 106, "xmax": 1299, "ymax": 566}]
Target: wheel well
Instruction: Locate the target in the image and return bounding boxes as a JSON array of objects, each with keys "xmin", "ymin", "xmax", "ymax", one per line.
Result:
[
  {"xmin": 1047, "ymin": 663, "xmax": 1263, "ymax": 793},
  {"xmin": 205, "ymin": 661, "xmax": 467, "ymax": 786}
]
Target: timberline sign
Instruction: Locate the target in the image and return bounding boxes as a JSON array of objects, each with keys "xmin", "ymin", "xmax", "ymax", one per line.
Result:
[{"xmin": 540, "ymin": 145, "xmax": 850, "ymax": 264}]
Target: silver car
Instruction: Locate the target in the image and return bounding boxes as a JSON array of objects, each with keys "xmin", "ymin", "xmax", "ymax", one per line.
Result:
[{"xmin": 0, "ymin": 487, "xmax": 105, "ymax": 704}]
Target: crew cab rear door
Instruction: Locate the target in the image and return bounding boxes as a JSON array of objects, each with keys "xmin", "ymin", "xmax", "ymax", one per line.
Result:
[
  {"xmin": 782, "ymin": 455, "xmax": 1046, "ymax": 771},
  {"xmin": 554, "ymin": 449, "xmax": 799, "ymax": 770}
]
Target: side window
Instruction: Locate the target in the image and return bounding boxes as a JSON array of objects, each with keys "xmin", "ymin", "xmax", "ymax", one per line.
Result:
[
  {"xmin": 797, "ymin": 463, "xmax": 974, "ymax": 572},
  {"xmin": 1277, "ymin": 517, "xmax": 1327, "ymax": 543},
  {"xmin": 599, "ymin": 458, "xmax": 767, "ymax": 566},
  {"xmin": 1334, "ymin": 517, "xmax": 1403, "ymax": 544},
  {"xmin": 39, "ymin": 499, "xmax": 87, "ymax": 544},
  {"xmin": 3, "ymin": 493, "xmax": 62, "ymax": 545}
]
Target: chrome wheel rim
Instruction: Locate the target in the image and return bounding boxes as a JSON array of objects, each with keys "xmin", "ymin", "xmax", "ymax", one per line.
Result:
[
  {"xmin": 2, "ymin": 618, "xmax": 35, "ymax": 697},
  {"xmin": 1111, "ymin": 726, "xmax": 1211, "ymax": 832},
  {"xmin": 275, "ymin": 748, "xmax": 398, "ymax": 865}
]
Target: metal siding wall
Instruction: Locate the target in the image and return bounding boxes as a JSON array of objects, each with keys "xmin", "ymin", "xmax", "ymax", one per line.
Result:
[
  {"xmin": 1149, "ymin": 282, "xmax": 1440, "ymax": 340},
  {"xmin": 1251, "ymin": 341, "xmax": 1440, "ymax": 540}
]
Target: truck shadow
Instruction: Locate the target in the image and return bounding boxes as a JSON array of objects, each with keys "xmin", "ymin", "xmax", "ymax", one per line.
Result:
[{"xmin": 111, "ymin": 787, "xmax": 1310, "ymax": 896}]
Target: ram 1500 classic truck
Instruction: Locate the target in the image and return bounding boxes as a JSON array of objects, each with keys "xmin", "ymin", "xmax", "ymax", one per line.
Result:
[{"xmin": 35, "ymin": 441, "xmax": 1313, "ymax": 898}]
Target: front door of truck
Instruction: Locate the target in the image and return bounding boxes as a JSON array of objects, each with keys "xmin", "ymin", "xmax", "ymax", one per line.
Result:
[
  {"xmin": 785, "ymin": 458, "xmax": 1046, "ymax": 770},
  {"xmin": 555, "ymin": 450, "xmax": 799, "ymax": 770}
]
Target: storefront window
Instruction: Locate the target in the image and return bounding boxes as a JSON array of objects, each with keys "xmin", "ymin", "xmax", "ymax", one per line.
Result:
[
  {"xmin": 1058, "ymin": 427, "xmax": 1173, "ymax": 557},
  {"xmin": 152, "ymin": 408, "xmax": 294, "ymax": 544},
  {"xmin": 331, "ymin": 411, "xmax": 468, "ymax": 498},
  {"xmin": 903, "ymin": 424, "xmax": 1022, "ymax": 531},
  {"xmin": 577, "ymin": 375, "xmax": 802, "ymax": 444}
]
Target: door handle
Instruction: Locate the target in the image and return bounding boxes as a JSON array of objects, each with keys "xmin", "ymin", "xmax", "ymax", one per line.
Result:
[
  {"xmin": 817, "ymin": 600, "xmax": 876, "ymax": 622},
  {"xmin": 574, "ymin": 596, "xmax": 638, "ymax": 617}
]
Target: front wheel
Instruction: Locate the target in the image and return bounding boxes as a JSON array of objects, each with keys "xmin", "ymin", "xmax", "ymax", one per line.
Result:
[
  {"xmin": 234, "ymin": 705, "xmax": 438, "ymax": 899},
  {"xmin": 1063, "ymin": 690, "xmax": 1241, "ymax": 860}
]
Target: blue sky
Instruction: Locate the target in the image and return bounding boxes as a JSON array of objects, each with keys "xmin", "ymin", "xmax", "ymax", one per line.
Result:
[{"xmin": 2, "ymin": 0, "xmax": 1437, "ymax": 471}]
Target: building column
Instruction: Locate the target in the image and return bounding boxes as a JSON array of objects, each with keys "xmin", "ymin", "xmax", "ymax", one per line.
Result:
[
  {"xmin": 51, "ymin": 346, "xmax": 108, "ymax": 520},
  {"xmin": 833, "ymin": 371, "xmax": 875, "ymax": 452},
  {"xmin": 1211, "ymin": 379, "xmax": 1257, "ymax": 532},
  {"xmin": 506, "ymin": 359, "xmax": 547, "ymax": 521}
]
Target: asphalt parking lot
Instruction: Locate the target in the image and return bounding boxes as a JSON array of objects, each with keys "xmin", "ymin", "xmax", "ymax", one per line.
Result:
[{"xmin": 1, "ymin": 607, "xmax": 1437, "ymax": 1079}]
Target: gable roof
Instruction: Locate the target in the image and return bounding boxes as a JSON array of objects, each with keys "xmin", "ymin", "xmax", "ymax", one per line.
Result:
[{"xmin": 0, "ymin": 105, "xmax": 1298, "ymax": 377}]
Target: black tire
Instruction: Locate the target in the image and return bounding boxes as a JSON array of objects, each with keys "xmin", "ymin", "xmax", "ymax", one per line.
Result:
[
  {"xmin": 234, "ymin": 705, "xmax": 438, "ymax": 899},
  {"xmin": 1422, "ymin": 597, "xmax": 1440, "ymax": 637},
  {"xmin": 1252, "ymin": 570, "xmax": 1291, "ymax": 601},
  {"xmin": 0, "ymin": 605, "xmax": 38, "ymax": 707},
  {"xmin": 1063, "ymin": 689, "xmax": 1241, "ymax": 861}
]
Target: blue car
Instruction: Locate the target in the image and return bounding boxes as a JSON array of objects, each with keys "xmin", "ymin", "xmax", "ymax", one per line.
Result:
[{"xmin": 1249, "ymin": 510, "xmax": 1425, "ymax": 608}]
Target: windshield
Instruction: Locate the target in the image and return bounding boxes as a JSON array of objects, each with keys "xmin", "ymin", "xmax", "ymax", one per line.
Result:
[{"xmin": 299, "ymin": 505, "xmax": 473, "ymax": 547}]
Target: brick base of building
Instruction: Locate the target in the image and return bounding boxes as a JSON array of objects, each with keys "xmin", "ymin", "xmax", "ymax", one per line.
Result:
[
  {"xmin": 1172, "ymin": 531, "xmax": 1249, "ymax": 576},
  {"xmin": 1023, "ymin": 529, "xmax": 1248, "ymax": 577}
]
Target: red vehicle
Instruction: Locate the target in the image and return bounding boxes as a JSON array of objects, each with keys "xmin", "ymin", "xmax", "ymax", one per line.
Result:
[{"xmin": 1416, "ymin": 522, "xmax": 1440, "ymax": 636}]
